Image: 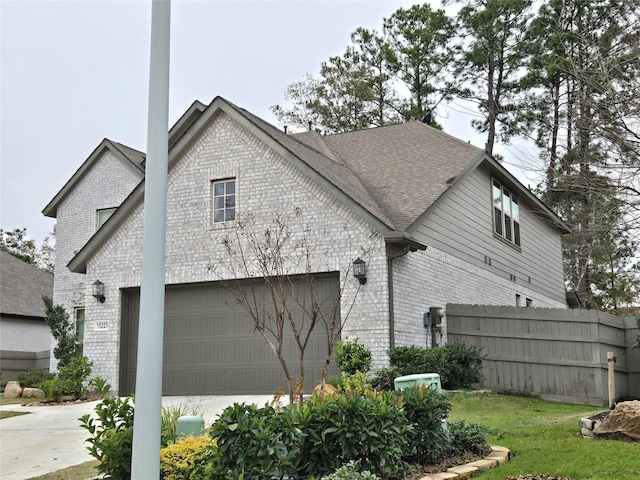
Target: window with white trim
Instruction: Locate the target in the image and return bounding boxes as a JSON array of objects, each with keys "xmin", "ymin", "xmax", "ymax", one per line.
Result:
[
  {"xmin": 97, "ymin": 208, "xmax": 116, "ymax": 229},
  {"xmin": 492, "ymin": 179, "xmax": 520, "ymax": 247},
  {"xmin": 212, "ymin": 179, "xmax": 236, "ymax": 223}
]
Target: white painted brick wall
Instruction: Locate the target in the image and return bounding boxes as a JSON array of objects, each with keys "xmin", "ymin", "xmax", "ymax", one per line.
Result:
[
  {"xmin": 51, "ymin": 149, "xmax": 143, "ymax": 371},
  {"xmin": 82, "ymin": 113, "xmax": 389, "ymax": 391},
  {"xmin": 392, "ymin": 246, "xmax": 567, "ymax": 349}
]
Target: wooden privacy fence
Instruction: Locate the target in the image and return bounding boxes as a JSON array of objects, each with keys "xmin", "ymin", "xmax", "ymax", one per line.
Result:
[
  {"xmin": 446, "ymin": 305, "xmax": 640, "ymax": 406},
  {"xmin": 0, "ymin": 350, "xmax": 50, "ymax": 381}
]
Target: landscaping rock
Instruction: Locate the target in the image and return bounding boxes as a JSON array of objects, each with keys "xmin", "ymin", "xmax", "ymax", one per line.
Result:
[
  {"xmin": 593, "ymin": 400, "xmax": 640, "ymax": 441},
  {"xmin": 22, "ymin": 387, "xmax": 46, "ymax": 398},
  {"xmin": 4, "ymin": 381, "xmax": 23, "ymax": 398}
]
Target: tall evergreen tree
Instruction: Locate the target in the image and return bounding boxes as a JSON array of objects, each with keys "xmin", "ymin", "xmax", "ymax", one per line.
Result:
[{"xmin": 448, "ymin": 0, "xmax": 534, "ymax": 155}]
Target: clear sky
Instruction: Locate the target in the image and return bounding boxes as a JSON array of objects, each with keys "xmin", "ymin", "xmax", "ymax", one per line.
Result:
[{"xmin": 1, "ymin": 0, "xmax": 539, "ymax": 246}]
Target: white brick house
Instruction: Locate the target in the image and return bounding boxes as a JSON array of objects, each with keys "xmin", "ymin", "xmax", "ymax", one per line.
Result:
[{"xmin": 44, "ymin": 97, "xmax": 570, "ymax": 395}]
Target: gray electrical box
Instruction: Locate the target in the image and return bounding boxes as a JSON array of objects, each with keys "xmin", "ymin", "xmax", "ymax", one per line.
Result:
[{"xmin": 423, "ymin": 312, "xmax": 431, "ymax": 327}]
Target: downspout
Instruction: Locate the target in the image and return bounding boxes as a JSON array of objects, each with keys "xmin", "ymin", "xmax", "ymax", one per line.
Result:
[
  {"xmin": 387, "ymin": 245, "xmax": 410, "ymax": 350},
  {"xmin": 384, "ymin": 231, "xmax": 428, "ymax": 351}
]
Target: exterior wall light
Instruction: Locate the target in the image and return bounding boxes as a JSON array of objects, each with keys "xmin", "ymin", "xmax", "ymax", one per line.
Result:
[
  {"xmin": 92, "ymin": 280, "xmax": 106, "ymax": 303},
  {"xmin": 352, "ymin": 257, "xmax": 367, "ymax": 285}
]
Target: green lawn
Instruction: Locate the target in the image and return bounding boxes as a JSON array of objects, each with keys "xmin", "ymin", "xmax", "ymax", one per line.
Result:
[{"xmin": 449, "ymin": 392, "xmax": 640, "ymax": 480}]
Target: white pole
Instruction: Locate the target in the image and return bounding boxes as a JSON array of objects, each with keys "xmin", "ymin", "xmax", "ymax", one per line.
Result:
[
  {"xmin": 607, "ymin": 351, "xmax": 616, "ymax": 410},
  {"xmin": 131, "ymin": 1, "xmax": 170, "ymax": 478}
]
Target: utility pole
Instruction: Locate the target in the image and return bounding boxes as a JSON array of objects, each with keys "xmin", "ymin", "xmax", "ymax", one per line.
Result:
[{"xmin": 131, "ymin": 1, "xmax": 170, "ymax": 478}]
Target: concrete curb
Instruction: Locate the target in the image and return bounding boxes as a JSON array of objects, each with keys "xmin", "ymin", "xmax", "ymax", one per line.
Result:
[{"xmin": 419, "ymin": 445, "xmax": 511, "ymax": 480}]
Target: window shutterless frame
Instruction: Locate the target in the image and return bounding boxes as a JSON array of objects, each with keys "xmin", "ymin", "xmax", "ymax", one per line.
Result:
[
  {"xmin": 492, "ymin": 179, "xmax": 521, "ymax": 247},
  {"xmin": 212, "ymin": 179, "xmax": 236, "ymax": 223}
]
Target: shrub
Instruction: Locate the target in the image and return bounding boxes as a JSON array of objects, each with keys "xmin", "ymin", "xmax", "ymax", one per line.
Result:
[
  {"xmin": 342, "ymin": 371, "xmax": 369, "ymax": 394},
  {"xmin": 387, "ymin": 342, "xmax": 484, "ymax": 389},
  {"xmin": 448, "ymin": 420, "xmax": 490, "ymax": 457},
  {"xmin": 295, "ymin": 392, "xmax": 409, "ymax": 478},
  {"xmin": 326, "ymin": 375, "xmax": 344, "ymax": 391},
  {"xmin": 369, "ymin": 367, "xmax": 401, "ymax": 391},
  {"xmin": 79, "ymin": 396, "xmax": 135, "ymax": 480},
  {"xmin": 89, "ymin": 376, "xmax": 111, "ymax": 397},
  {"xmin": 57, "ymin": 355, "xmax": 93, "ymax": 398},
  {"xmin": 160, "ymin": 435, "xmax": 216, "ymax": 480},
  {"xmin": 16, "ymin": 369, "xmax": 53, "ymax": 388},
  {"xmin": 441, "ymin": 342, "xmax": 484, "ymax": 389},
  {"xmin": 208, "ymin": 402, "xmax": 302, "ymax": 479},
  {"xmin": 321, "ymin": 460, "xmax": 381, "ymax": 480},
  {"xmin": 400, "ymin": 385, "xmax": 451, "ymax": 462},
  {"xmin": 335, "ymin": 338, "xmax": 373, "ymax": 375}
]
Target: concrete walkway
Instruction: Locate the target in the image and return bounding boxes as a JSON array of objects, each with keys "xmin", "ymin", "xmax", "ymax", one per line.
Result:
[{"xmin": 0, "ymin": 395, "xmax": 273, "ymax": 480}]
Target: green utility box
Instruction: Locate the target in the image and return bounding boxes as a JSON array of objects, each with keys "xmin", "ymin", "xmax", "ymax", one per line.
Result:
[
  {"xmin": 393, "ymin": 373, "xmax": 442, "ymax": 393},
  {"xmin": 175, "ymin": 415, "xmax": 205, "ymax": 440}
]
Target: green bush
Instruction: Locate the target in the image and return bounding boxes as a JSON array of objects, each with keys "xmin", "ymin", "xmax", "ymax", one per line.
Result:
[
  {"xmin": 89, "ymin": 376, "xmax": 111, "ymax": 397},
  {"xmin": 321, "ymin": 460, "xmax": 381, "ymax": 480},
  {"xmin": 160, "ymin": 435, "xmax": 216, "ymax": 480},
  {"xmin": 295, "ymin": 392, "xmax": 409, "ymax": 478},
  {"xmin": 208, "ymin": 402, "xmax": 302, "ymax": 479},
  {"xmin": 369, "ymin": 367, "xmax": 401, "ymax": 391},
  {"xmin": 335, "ymin": 338, "xmax": 373, "ymax": 375},
  {"xmin": 16, "ymin": 369, "xmax": 54, "ymax": 388},
  {"xmin": 400, "ymin": 385, "xmax": 451, "ymax": 462},
  {"xmin": 79, "ymin": 396, "xmax": 135, "ymax": 480},
  {"xmin": 448, "ymin": 420, "xmax": 490, "ymax": 457},
  {"xmin": 386, "ymin": 342, "xmax": 484, "ymax": 389},
  {"xmin": 342, "ymin": 371, "xmax": 369, "ymax": 394},
  {"xmin": 57, "ymin": 355, "xmax": 93, "ymax": 398}
]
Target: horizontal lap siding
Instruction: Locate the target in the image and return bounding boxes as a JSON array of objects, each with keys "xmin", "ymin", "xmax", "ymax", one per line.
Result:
[{"xmin": 410, "ymin": 165, "xmax": 566, "ymax": 305}]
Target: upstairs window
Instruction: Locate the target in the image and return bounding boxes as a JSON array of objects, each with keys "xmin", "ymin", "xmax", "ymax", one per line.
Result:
[
  {"xmin": 212, "ymin": 179, "xmax": 236, "ymax": 223},
  {"xmin": 97, "ymin": 208, "xmax": 116, "ymax": 229},
  {"xmin": 492, "ymin": 179, "xmax": 520, "ymax": 247}
]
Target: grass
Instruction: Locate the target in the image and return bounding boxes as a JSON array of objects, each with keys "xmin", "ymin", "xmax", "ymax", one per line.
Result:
[
  {"xmin": 448, "ymin": 392, "xmax": 640, "ymax": 480},
  {"xmin": 0, "ymin": 396, "xmax": 50, "ymax": 406},
  {"xmin": 0, "ymin": 410, "xmax": 29, "ymax": 419},
  {"xmin": 26, "ymin": 461, "xmax": 99, "ymax": 480}
]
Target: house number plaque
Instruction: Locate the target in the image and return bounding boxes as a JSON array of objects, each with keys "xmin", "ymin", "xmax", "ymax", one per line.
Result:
[{"xmin": 95, "ymin": 321, "xmax": 109, "ymax": 331}]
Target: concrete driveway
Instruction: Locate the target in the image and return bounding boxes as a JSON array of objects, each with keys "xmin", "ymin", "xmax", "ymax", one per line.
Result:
[{"xmin": 0, "ymin": 395, "xmax": 273, "ymax": 480}]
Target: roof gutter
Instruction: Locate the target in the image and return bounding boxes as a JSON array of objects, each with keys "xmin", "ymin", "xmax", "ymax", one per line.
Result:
[{"xmin": 384, "ymin": 231, "xmax": 427, "ymax": 349}]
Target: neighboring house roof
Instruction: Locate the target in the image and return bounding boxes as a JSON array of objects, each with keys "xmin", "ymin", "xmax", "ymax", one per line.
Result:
[
  {"xmin": 42, "ymin": 138, "xmax": 146, "ymax": 219},
  {"xmin": 65, "ymin": 96, "xmax": 569, "ymax": 273},
  {"xmin": 0, "ymin": 251, "xmax": 53, "ymax": 319}
]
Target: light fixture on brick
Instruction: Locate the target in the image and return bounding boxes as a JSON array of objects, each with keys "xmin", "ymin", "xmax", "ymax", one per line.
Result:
[
  {"xmin": 92, "ymin": 280, "xmax": 105, "ymax": 303},
  {"xmin": 352, "ymin": 257, "xmax": 367, "ymax": 285}
]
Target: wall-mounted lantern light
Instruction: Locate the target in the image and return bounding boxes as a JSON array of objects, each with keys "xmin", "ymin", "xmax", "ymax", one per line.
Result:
[
  {"xmin": 92, "ymin": 280, "xmax": 105, "ymax": 303},
  {"xmin": 352, "ymin": 257, "xmax": 367, "ymax": 285}
]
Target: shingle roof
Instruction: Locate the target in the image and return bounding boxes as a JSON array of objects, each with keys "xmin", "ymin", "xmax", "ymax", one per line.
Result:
[
  {"xmin": 0, "ymin": 252, "xmax": 53, "ymax": 319},
  {"xmin": 294, "ymin": 124, "xmax": 484, "ymax": 231},
  {"xmin": 111, "ymin": 141, "xmax": 146, "ymax": 169},
  {"xmin": 229, "ymin": 102, "xmax": 396, "ymax": 228}
]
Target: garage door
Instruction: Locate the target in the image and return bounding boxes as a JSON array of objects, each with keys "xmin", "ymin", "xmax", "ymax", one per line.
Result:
[{"xmin": 119, "ymin": 274, "xmax": 340, "ymax": 395}]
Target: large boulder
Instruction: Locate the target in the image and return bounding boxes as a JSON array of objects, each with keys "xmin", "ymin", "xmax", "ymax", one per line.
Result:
[
  {"xmin": 593, "ymin": 400, "xmax": 640, "ymax": 441},
  {"xmin": 22, "ymin": 387, "xmax": 46, "ymax": 398},
  {"xmin": 4, "ymin": 381, "xmax": 23, "ymax": 399}
]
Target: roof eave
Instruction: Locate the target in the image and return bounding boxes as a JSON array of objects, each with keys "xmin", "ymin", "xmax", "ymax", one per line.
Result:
[{"xmin": 42, "ymin": 139, "xmax": 144, "ymax": 219}]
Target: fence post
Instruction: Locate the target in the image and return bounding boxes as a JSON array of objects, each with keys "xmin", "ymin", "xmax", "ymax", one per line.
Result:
[{"xmin": 607, "ymin": 351, "xmax": 616, "ymax": 409}]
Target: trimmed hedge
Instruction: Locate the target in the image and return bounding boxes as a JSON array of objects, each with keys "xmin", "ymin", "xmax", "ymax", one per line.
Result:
[{"xmin": 374, "ymin": 342, "xmax": 484, "ymax": 390}]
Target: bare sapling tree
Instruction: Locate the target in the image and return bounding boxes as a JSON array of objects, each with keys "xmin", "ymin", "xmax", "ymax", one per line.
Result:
[{"xmin": 207, "ymin": 207, "xmax": 367, "ymax": 403}]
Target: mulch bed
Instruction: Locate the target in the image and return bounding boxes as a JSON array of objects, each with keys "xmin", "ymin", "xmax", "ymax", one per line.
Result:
[{"xmin": 22, "ymin": 394, "xmax": 102, "ymax": 406}]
